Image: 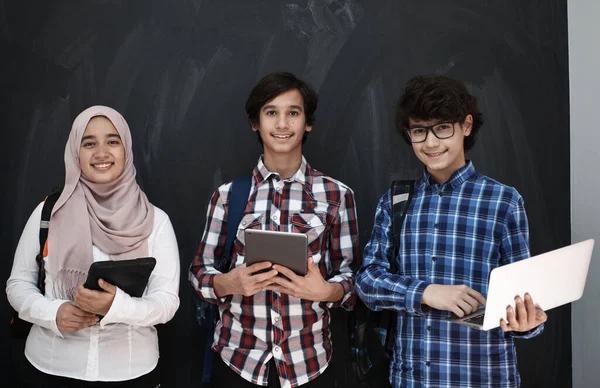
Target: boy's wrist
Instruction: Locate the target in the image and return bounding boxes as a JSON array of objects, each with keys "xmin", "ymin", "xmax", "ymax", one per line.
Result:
[
  {"xmin": 213, "ymin": 273, "xmax": 231, "ymax": 298},
  {"xmin": 323, "ymin": 282, "xmax": 344, "ymax": 302}
]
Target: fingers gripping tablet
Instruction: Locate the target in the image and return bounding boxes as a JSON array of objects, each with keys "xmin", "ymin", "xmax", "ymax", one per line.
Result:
[
  {"xmin": 83, "ymin": 257, "xmax": 156, "ymax": 297},
  {"xmin": 244, "ymin": 230, "xmax": 308, "ymax": 276}
]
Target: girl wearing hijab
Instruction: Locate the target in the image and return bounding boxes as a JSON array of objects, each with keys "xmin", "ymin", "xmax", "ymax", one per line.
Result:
[{"xmin": 7, "ymin": 106, "xmax": 180, "ymax": 387}]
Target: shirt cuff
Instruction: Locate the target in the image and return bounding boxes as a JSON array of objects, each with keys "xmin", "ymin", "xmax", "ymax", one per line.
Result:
[
  {"xmin": 325, "ymin": 277, "xmax": 353, "ymax": 310},
  {"xmin": 100, "ymin": 287, "xmax": 134, "ymax": 327},
  {"xmin": 47, "ymin": 299, "xmax": 70, "ymax": 337},
  {"xmin": 510, "ymin": 322, "xmax": 544, "ymax": 339},
  {"xmin": 202, "ymin": 273, "xmax": 228, "ymax": 304},
  {"xmin": 404, "ymin": 280, "xmax": 431, "ymax": 316}
]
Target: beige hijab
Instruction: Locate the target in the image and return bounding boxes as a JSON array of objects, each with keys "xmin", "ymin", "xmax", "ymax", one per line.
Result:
[{"xmin": 48, "ymin": 106, "xmax": 154, "ymax": 300}]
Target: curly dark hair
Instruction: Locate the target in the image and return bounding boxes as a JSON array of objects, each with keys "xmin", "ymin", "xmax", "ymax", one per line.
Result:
[
  {"xmin": 396, "ymin": 75, "xmax": 484, "ymax": 152},
  {"xmin": 245, "ymin": 72, "xmax": 318, "ymax": 145}
]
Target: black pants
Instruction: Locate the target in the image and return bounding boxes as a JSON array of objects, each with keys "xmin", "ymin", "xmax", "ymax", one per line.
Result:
[
  {"xmin": 20, "ymin": 358, "xmax": 161, "ymax": 388},
  {"xmin": 212, "ymin": 355, "xmax": 335, "ymax": 387}
]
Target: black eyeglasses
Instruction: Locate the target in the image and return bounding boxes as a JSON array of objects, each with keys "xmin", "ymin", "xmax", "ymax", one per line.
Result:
[{"xmin": 405, "ymin": 121, "xmax": 456, "ymax": 143}]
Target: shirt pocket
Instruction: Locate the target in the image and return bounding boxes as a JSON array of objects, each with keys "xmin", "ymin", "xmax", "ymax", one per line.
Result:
[
  {"xmin": 290, "ymin": 213, "xmax": 327, "ymax": 257},
  {"xmin": 236, "ymin": 213, "xmax": 263, "ymax": 247},
  {"xmin": 223, "ymin": 212, "xmax": 262, "ymax": 270}
]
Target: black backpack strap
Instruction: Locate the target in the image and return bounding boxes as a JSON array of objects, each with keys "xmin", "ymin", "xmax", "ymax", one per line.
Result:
[
  {"xmin": 348, "ymin": 180, "xmax": 416, "ymax": 384},
  {"xmin": 380, "ymin": 180, "xmax": 414, "ymax": 354},
  {"xmin": 36, "ymin": 188, "xmax": 62, "ymax": 294},
  {"xmin": 390, "ymin": 180, "xmax": 414, "ymax": 274}
]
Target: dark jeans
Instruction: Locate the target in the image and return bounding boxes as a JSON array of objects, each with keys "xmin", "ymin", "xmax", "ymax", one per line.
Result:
[
  {"xmin": 20, "ymin": 358, "xmax": 161, "ymax": 388},
  {"xmin": 211, "ymin": 355, "xmax": 335, "ymax": 387}
]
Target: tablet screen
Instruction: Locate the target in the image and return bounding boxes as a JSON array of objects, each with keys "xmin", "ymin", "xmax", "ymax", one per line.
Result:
[{"xmin": 244, "ymin": 230, "xmax": 308, "ymax": 276}]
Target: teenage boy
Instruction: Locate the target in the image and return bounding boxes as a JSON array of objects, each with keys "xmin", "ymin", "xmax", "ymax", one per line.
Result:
[
  {"xmin": 189, "ymin": 72, "xmax": 360, "ymax": 388},
  {"xmin": 355, "ymin": 75, "xmax": 547, "ymax": 387}
]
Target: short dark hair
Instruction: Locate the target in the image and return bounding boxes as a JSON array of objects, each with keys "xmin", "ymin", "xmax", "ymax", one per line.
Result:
[
  {"xmin": 396, "ymin": 75, "xmax": 484, "ymax": 152},
  {"xmin": 245, "ymin": 72, "xmax": 318, "ymax": 145}
]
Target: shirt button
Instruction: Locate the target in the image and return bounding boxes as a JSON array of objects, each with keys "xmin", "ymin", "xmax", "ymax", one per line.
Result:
[
  {"xmin": 276, "ymin": 187, "xmax": 281, "ymax": 192},
  {"xmin": 427, "ymin": 326, "xmax": 432, "ymax": 331},
  {"xmin": 434, "ymin": 223, "xmax": 439, "ymax": 229},
  {"xmin": 273, "ymin": 346, "xmax": 281, "ymax": 354},
  {"xmin": 272, "ymin": 215, "xmax": 278, "ymax": 221},
  {"xmin": 432, "ymin": 256, "xmax": 437, "ymax": 262},
  {"xmin": 241, "ymin": 221, "xmax": 247, "ymax": 226},
  {"xmin": 274, "ymin": 317, "xmax": 280, "ymax": 324},
  {"xmin": 438, "ymin": 191, "xmax": 443, "ymax": 197},
  {"xmin": 426, "ymin": 361, "xmax": 431, "ymax": 367}
]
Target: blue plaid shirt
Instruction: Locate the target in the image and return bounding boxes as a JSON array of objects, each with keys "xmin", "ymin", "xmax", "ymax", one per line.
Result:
[{"xmin": 356, "ymin": 162, "xmax": 543, "ymax": 388}]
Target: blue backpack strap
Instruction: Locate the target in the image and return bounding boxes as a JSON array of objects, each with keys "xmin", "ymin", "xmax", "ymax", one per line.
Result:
[
  {"xmin": 201, "ymin": 175, "xmax": 252, "ymax": 382},
  {"xmin": 217, "ymin": 176, "xmax": 253, "ymax": 271}
]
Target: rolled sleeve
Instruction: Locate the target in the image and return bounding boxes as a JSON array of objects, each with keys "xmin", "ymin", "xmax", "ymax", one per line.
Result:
[
  {"xmin": 189, "ymin": 187, "xmax": 229, "ymax": 305},
  {"xmin": 324, "ymin": 187, "xmax": 360, "ymax": 310},
  {"xmin": 325, "ymin": 276, "xmax": 353, "ymax": 309}
]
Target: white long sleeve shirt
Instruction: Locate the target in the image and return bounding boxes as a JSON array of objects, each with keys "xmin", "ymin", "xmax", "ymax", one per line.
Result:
[{"xmin": 6, "ymin": 202, "xmax": 180, "ymax": 382}]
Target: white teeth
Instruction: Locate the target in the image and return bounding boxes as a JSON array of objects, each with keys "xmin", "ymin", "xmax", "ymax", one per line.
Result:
[
  {"xmin": 273, "ymin": 134, "xmax": 291, "ymax": 139},
  {"xmin": 94, "ymin": 163, "xmax": 111, "ymax": 168}
]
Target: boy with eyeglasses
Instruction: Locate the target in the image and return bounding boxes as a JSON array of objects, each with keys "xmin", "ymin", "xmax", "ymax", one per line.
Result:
[{"xmin": 355, "ymin": 75, "xmax": 547, "ymax": 387}]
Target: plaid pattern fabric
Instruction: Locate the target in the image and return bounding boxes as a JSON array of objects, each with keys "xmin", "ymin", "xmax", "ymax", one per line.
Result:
[
  {"xmin": 189, "ymin": 156, "xmax": 360, "ymax": 388},
  {"xmin": 356, "ymin": 161, "xmax": 543, "ymax": 388}
]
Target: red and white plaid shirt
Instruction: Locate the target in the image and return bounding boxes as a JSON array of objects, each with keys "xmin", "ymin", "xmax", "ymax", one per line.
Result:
[{"xmin": 189, "ymin": 156, "xmax": 360, "ymax": 387}]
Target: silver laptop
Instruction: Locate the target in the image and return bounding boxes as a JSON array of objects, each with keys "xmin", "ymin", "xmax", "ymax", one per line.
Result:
[{"xmin": 447, "ymin": 239, "xmax": 595, "ymax": 330}]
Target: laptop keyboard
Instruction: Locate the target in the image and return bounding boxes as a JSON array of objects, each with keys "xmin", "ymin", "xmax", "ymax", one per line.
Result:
[{"xmin": 465, "ymin": 313, "xmax": 485, "ymax": 325}]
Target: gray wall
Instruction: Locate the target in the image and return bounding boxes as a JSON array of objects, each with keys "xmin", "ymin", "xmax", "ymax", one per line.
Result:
[{"xmin": 569, "ymin": 1, "xmax": 600, "ymax": 387}]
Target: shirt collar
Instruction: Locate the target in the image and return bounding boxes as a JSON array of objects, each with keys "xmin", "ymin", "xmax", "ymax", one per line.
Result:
[
  {"xmin": 420, "ymin": 160, "xmax": 476, "ymax": 191},
  {"xmin": 252, "ymin": 155, "xmax": 312, "ymax": 188}
]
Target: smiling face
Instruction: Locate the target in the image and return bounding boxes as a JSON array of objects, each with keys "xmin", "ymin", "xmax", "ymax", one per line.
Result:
[
  {"xmin": 251, "ymin": 88, "xmax": 312, "ymax": 160},
  {"xmin": 409, "ymin": 115, "xmax": 473, "ymax": 184},
  {"xmin": 78, "ymin": 116, "xmax": 125, "ymax": 184}
]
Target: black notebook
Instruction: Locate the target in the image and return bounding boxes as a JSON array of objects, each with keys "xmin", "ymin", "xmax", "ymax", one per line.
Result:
[{"xmin": 83, "ymin": 257, "xmax": 156, "ymax": 297}]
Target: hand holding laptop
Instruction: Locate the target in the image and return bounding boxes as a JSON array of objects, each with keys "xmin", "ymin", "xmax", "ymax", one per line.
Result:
[
  {"xmin": 423, "ymin": 284, "xmax": 547, "ymax": 333},
  {"xmin": 499, "ymin": 293, "xmax": 547, "ymax": 332},
  {"xmin": 446, "ymin": 239, "xmax": 594, "ymax": 331}
]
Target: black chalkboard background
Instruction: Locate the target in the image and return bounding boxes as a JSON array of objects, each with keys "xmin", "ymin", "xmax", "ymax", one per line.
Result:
[{"xmin": 1, "ymin": 1, "xmax": 570, "ymax": 387}]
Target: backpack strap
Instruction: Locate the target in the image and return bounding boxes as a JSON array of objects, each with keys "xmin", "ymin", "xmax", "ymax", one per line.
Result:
[
  {"xmin": 390, "ymin": 180, "xmax": 414, "ymax": 274},
  {"xmin": 216, "ymin": 176, "xmax": 253, "ymax": 272},
  {"xmin": 36, "ymin": 188, "xmax": 62, "ymax": 294},
  {"xmin": 202, "ymin": 176, "xmax": 252, "ymax": 382},
  {"xmin": 380, "ymin": 180, "xmax": 414, "ymax": 353}
]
